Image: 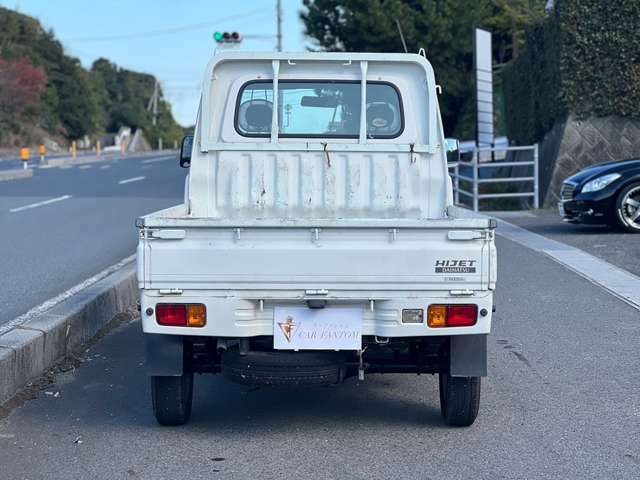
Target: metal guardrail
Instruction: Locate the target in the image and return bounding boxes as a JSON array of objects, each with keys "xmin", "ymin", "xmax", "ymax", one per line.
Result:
[{"xmin": 449, "ymin": 144, "xmax": 539, "ymax": 212}]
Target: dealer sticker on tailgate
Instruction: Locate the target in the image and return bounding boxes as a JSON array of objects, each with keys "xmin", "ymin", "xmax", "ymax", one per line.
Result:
[{"xmin": 273, "ymin": 307, "xmax": 363, "ymax": 350}]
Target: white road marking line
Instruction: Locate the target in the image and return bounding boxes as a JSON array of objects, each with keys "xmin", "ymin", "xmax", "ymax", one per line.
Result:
[
  {"xmin": 118, "ymin": 176, "xmax": 145, "ymax": 185},
  {"xmin": 78, "ymin": 165, "xmax": 93, "ymax": 170},
  {"xmin": 0, "ymin": 254, "xmax": 136, "ymax": 335},
  {"xmin": 38, "ymin": 164, "xmax": 57, "ymax": 169},
  {"xmin": 496, "ymin": 218, "xmax": 640, "ymax": 311},
  {"xmin": 99, "ymin": 165, "xmax": 110, "ymax": 170},
  {"xmin": 59, "ymin": 165, "xmax": 72, "ymax": 169},
  {"xmin": 9, "ymin": 194, "xmax": 72, "ymax": 213},
  {"xmin": 142, "ymin": 156, "xmax": 174, "ymax": 164}
]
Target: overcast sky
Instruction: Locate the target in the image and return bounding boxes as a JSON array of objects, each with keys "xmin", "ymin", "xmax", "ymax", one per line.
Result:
[{"xmin": 1, "ymin": 0, "xmax": 309, "ymax": 126}]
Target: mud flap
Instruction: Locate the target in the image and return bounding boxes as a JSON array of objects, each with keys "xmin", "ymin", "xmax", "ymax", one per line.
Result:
[
  {"xmin": 450, "ymin": 334, "xmax": 487, "ymax": 377},
  {"xmin": 145, "ymin": 334, "xmax": 184, "ymax": 376}
]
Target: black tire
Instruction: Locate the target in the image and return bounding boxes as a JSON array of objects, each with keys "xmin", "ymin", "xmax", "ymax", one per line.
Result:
[
  {"xmin": 151, "ymin": 374, "xmax": 193, "ymax": 426},
  {"xmin": 438, "ymin": 373, "xmax": 480, "ymax": 427},
  {"xmin": 222, "ymin": 350, "xmax": 345, "ymax": 386},
  {"xmin": 613, "ymin": 182, "xmax": 640, "ymax": 233}
]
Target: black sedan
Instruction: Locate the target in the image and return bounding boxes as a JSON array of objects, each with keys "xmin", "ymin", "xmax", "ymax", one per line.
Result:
[{"xmin": 559, "ymin": 158, "xmax": 640, "ymax": 233}]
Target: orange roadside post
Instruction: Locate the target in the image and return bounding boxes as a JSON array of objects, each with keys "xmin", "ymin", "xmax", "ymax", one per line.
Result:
[
  {"xmin": 39, "ymin": 144, "xmax": 46, "ymax": 164},
  {"xmin": 20, "ymin": 147, "xmax": 30, "ymax": 170}
]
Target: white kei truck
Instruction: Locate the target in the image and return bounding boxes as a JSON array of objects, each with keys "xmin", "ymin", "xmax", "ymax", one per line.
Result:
[{"xmin": 136, "ymin": 52, "xmax": 497, "ymax": 427}]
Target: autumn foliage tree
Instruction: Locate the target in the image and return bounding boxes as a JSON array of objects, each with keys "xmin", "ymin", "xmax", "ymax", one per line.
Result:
[
  {"xmin": 0, "ymin": 6, "xmax": 184, "ymax": 146},
  {"xmin": 0, "ymin": 57, "xmax": 47, "ymax": 124}
]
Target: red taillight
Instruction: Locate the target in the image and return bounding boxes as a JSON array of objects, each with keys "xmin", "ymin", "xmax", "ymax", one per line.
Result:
[
  {"xmin": 156, "ymin": 304, "xmax": 187, "ymax": 326},
  {"xmin": 427, "ymin": 304, "xmax": 478, "ymax": 327},
  {"xmin": 155, "ymin": 303, "xmax": 206, "ymax": 327},
  {"xmin": 446, "ymin": 305, "xmax": 478, "ymax": 327}
]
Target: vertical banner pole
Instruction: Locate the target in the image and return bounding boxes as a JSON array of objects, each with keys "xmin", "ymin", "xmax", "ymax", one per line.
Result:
[{"xmin": 473, "ymin": 148, "xmax": 479, "ymax": 212}]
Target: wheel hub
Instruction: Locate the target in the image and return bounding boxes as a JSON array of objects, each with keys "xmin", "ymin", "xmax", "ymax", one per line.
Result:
[{"xmin": 622, "ymin": 186, "xmax": 640, "ymax": 229}]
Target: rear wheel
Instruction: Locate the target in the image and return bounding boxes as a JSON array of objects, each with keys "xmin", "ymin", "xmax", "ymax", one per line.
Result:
[
  {"xmin": 151, "ymin": 373, "xmax": 193, "ymax": 426},
  {"xmin": 614, "ymin": 182, "xmax": 640, "ymax": 233},
  {"xmin": 438, "ymin": 373, "xmax": 480, "ymax": 426}
]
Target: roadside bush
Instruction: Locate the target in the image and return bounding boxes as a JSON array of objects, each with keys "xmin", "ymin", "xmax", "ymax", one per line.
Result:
[{"xmin": 502, "ymin": 0, "xmax": 640, "ymax": 145}]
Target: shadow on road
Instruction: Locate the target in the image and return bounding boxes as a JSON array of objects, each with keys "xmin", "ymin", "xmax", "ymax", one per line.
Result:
[{"xmin": 188, "ymin": 375, "xmax": 444, "ymax": 431}]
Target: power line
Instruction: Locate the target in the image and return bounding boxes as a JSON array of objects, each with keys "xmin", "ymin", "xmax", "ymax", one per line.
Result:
[{"xmin": 66, "ymin": 8, "xmax": 270, "ymax": 43}]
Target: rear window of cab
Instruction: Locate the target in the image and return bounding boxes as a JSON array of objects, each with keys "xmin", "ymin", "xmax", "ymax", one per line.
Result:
[{"xmin": 235, "ymin": 80, "xmax": 404, "ymax": 139}]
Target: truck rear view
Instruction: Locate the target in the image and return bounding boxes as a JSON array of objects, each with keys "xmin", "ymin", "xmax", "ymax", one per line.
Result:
[{"xmin": 136, "ymin": 52, "xmax": 497, "ymax": 427}]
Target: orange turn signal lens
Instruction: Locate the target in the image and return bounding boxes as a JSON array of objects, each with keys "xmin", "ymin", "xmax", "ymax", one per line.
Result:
[
  {"xmin": 427, "ymin": 305, "xmax": 447, "ymax": 327},
  {"xmin": 187, "ymin": 304, "xmax": 206, "ymax": 327}
]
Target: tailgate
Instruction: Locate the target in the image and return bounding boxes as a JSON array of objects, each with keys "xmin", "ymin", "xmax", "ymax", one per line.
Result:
[{"xmin": 139, "ymin": 222, "xmax": 495, "ymax": 294}]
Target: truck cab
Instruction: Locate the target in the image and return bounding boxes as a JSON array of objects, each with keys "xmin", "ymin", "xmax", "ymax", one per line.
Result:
[{"xmin": 137, "ymin": 52, "xmax": 497, "ymax": 427}]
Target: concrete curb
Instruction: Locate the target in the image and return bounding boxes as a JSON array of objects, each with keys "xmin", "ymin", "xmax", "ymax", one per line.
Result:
[
  {"xmin": 0, "ymin": 169, "xmax": 33, "ymax": 182},
  {"xmin": 0, "ymin": 264, "xmax": 137, "ymax": 404},
  {"xmin": 43, "ymin": 150, "xmax": 176, "ymax": 168}
]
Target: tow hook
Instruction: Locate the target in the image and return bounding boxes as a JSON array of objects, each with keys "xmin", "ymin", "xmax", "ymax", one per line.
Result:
[{"xmin": 306, "ymin": 299, "xmax": 327, "ymax": 309}]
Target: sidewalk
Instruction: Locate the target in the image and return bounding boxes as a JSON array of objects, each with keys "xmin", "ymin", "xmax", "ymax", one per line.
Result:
[
  {"xmin": 0, "ymin": 168, "xmax": 33, "ymax": 182},
  {"xmin": 492, "ymin": 209, "xmax": 640, "ymax": 277}
]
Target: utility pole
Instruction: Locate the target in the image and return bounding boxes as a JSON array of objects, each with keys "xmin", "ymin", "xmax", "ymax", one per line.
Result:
[
  {"xmin": 276, "ymin": 0, "xmax": 283, "ymax": 52},
  {"xmin": 152, "ymin": 80, "xmax": 158, "ymax": 126},
  {"xmin": 147, "ymin": 80, "xmax": 159, "ymax": 126}
]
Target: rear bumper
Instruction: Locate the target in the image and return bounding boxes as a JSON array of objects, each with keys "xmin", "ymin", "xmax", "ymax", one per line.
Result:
[{"xmin": 140, "ymin": 290, "xmax": 494, "ymax": 337}]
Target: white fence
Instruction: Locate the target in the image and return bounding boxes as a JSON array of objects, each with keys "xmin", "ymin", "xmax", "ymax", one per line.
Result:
[{"xmin": 449, "ymin": 144, "xmax": 539, "ymax": 212}]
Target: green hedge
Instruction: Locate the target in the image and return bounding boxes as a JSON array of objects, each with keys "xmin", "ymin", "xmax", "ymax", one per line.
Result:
[{"xmin": 502, "ymin": 0, "xmax": 640, "ymax": 145}]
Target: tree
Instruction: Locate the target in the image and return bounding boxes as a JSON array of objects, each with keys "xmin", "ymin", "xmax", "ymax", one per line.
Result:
[
  {"xmin": 90, "ymin": 58, "xmax": 184, "ymax": 147},
  {"xmin": 0, "ymin": 57, "xmax": 46, "ymax": 123},
  {"xmin": 484, "ymin": 0, "xmax": 547, "ymax": 64},
  {"xmin": 301, "ymin": 0, "xmax": 546, "ymax": 138},
  {"xmin": 0, "ymin": 6, "xmax": 183, "ymax": 146}
]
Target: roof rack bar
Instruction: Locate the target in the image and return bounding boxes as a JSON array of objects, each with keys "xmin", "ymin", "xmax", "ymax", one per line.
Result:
[
  {"xmin": 271, "ymin": 60, "xmax": 280, "ymax": 143},
  {"xmin": 359, "ymin": 60, "xmax": 368, "ymax": 143}
]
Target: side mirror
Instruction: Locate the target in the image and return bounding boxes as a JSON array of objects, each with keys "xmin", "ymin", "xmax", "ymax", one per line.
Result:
[
  {"xmin": 445, "ymin": 138, "xmax": 460, "ymax": 166},
  {"xmin": 179, "ymin": 135, "xmax": 194, "ymax": 168}
]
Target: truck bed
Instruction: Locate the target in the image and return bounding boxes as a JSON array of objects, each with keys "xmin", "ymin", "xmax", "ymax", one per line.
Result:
[{"xmin": 137, "ymin": 206, "xmax": 497, "ymax": 295}]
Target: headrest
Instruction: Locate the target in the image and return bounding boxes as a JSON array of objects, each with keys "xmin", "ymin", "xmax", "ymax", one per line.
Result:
[
  {"xmin": 245, "ymin": 103, "xmax": 272, "ymax": 130},
  {"xmin": 367, "ymin": 103, "xmax": 395, "ymax": 129}
]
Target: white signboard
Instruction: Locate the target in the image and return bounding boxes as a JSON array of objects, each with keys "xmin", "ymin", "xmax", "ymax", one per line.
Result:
[
  {"xmin": 273, "ymin": 307, "xmax": 363, "ymax": 350},
  {"xmin": 475, "ymin": 27, "xmax": 494, "ymax": 147}
]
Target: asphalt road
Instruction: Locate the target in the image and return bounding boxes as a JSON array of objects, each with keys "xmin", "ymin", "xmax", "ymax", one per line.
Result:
[
  {"xmin": 1, "ymin": 236, "xmax": 638, "ymax": 479},
  {"xmin": 0, "ymin": 153, "xmax": 184, "ymax": 327},
  {"xmin": 495, "ymin": 209, "xmax": 640, "ymax": 277}
]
